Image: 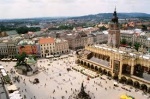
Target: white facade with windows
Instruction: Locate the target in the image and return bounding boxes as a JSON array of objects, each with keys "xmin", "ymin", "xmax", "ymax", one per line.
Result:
[
  {"xmin": 40, "ymin": 43, "xmax": 55, "ymax": 57},
  {"xmin": 39, "ymin": 37, "xmax": 69, "ymax": 57},
  {"xmin": 39, "ymin": 38, "xmax": 55, "ymax": 57}
]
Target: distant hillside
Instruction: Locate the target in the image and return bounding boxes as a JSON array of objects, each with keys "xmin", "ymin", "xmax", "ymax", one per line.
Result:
[
  {"xmin": 70, "ymin": 13, "xmax": 150, "ymax": 20},
  {"xmin": 0, "ymin": 12, "xmax": 150, "ymax": 21}
]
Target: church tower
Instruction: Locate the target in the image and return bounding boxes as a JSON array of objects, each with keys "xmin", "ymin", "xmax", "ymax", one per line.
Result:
[{"xmin": 108, "ymin": 8, "xmax": 120, "ymax": 48}]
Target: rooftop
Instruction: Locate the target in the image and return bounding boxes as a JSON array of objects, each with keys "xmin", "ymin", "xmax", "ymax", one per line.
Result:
[
  {"xmin": 55, "ymin": 38, "xmax": 67, "ymax": 43},
  {"xmin": 90, "ymin": 57, "xmax": 109, "ymax": 67},
  {"xmin": 5, "ymin": 30, "xmax": 18, "ymax": 36},
  {"xmin": 93, "ymin": 44, "xmax": 150, "ymax": 60},
  {"xmin": 18, "ymin": 39, "xmax": 35, "ymax": 45},
  {"xmin": 26, "ymin": 57, "xmax": 36, "ymax": 64},
  {"xmin": 39, "ymin": 37, "xmax": 55, "ymax": 44}
]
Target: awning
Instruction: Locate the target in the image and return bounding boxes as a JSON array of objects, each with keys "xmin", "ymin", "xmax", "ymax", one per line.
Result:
[
  {"xmin": 114, "ymin": 81, "xmax": 118, "ymax": 85},
  {"xmin": 46, "ymin": 55, "xmax": 54, "ymax": 58},
  {"xmin": 53, "ymin": 58, "xmax": 58, "ymax": 60},
  {"xmin": 1, "ymin": 69, "xmax": 7, "ymax": 76},
  {"xmin": 10, "ymin": 93, "xmax": 22, "ymax": 99},
  {"xmin": 12, "ymin": 59, "xmax": 17, "ymax": 61},
  {"xmin": 7, "ymin": 84, "xmax": 18, "ymax": 91},
  {"xmin": 60, "ymin": 55, "xmax": 68, "ymax": 58},
  {"xmin": 0, "ymin": 66, "xmax": 4, "ymax": 69}
]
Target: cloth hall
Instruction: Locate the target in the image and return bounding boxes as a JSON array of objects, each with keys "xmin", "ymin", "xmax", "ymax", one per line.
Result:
[{"xmin": 76, "ymin": 9, "xmax": 150, "ymax": 93}]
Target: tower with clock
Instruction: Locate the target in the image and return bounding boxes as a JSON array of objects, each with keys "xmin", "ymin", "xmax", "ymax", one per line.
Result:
[{"xmin": 108, "ymin": 8, "xmax": 120, "ymax": 48}]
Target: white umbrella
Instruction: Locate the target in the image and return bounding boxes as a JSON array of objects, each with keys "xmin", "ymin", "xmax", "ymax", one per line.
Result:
[
  {"xmin": 13, "ymin": 91, "xmax": 20, "ymax": 94},
  {"xmin": 7, "ymin": 84, "xmax": 18, "ymax": 91}
]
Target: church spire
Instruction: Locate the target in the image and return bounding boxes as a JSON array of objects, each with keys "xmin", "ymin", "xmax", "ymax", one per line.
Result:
[{"xmin": 111, "ymin": 7, "xmax": 118, "ymax": 23}]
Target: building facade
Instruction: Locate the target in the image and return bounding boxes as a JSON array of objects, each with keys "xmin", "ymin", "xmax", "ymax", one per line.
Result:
[
  {"xmin": 76, "ymin": 9, "xmax": 150, "ymax": 92},
  {"xmin": 39, "ymin": 37, "xmax": 70, "ymax": 57},
  {"xmin": 0, "ymin": 41, "xmax": 17, "ymax": 58},
  {"xmin": 90, "ymin": 32, "xmax": 108, "ymax": 44},
  {"xmin": 55, "ymin": 38, "xmax": 69, "ymax": 55},
  {"xmin": 108, "ymin": 9, "xmax": 120, "ymax": 48},
  {"xmin": 120, "ymin": 30, "xmax": 150, "ymax": 49},
  {"xmin": 62, "ymin": 32, "xmax": 94, "ymax": 50},
  {"xmin": 120, "ymin": 30, "xmax": 135, "ymax": 45},
  {"xmin": 39, "ymin": 37, "xmax": 55, "ymax": 57},
  {"xmin": 76, "ymin": 45, "xmax": 150, "ymax": 92},
  {"xmin": 17, "ymin": 39, "xmax": 40, "ymax": 56}
]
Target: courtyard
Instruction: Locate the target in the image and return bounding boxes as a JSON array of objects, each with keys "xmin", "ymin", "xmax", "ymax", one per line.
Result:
[{"xmin": 1, "ymin": 55, "xmax": 150, "ymax": 99}]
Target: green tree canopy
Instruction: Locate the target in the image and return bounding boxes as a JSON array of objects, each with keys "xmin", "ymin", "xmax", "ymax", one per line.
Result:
[
  {"xmin": 121, "ymin": 39, "xmax": 127, "ymax": 45},
  {"xmin": 15, "ymin": 52, "xmax": 27, "ymax": 66},
  {"xmin": 134, "ymin": 42, "xmax": 141, "ymax": 51},
  {"xmin": 99, "ymin": 26, "xmax": 107, "ymax": 31},
  {"xmin": 16, "ymin": 27, "xmax": 40, "ymax": 34},
  {"xmin": 58, "ymin": 25, "xmax": 73, "ymax": 30},
  {"xmin": 141, "ymin": 25, "xmax": 147, "ymax": 31},
  {"xmin": 128, "ymin": 42, "xmax": 132, "ymax": 46}
]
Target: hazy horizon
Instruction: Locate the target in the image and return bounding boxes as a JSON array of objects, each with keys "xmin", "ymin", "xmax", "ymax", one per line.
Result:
[
  {"xmin": 0, "ymin": 12, "xmax": 150, "ymax": 20},
  {"xmin": 0, "ymin": 0, "xmax": 150, "ymax": 19}
]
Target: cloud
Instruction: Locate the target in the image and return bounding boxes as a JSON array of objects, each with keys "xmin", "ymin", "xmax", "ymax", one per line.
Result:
[
  {"xmin": 0, "ymin": 0, "xmax": 149, "ymax": 19},
  {"xmin": 50, "ymin": 0, "xmax": 77, "ymax": 3}
]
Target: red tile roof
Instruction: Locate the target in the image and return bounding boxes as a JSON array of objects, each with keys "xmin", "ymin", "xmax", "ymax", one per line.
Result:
[{"xmin": 39, "ymin": 38, "xmax": 55, "ymax": 44}]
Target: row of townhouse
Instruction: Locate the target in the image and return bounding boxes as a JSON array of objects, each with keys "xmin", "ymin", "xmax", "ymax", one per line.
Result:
[
  {"xmin": 0, "ymin": 37, "xmax": 69, "ymax": 58},
  {"xmin": 39, "ymin": 37, "xmax": 69, "ymax": 57},
  {"xmin": 2, "ymin": 28, "xmax": 150, "ymax": 56},
  {"xmin": 1, "ymin": 30, "xmax": 150, "ymax": 58},
  {"xmin": 120, "ymin": 30, "xmax": 150, "ymax": 48},
  {"xmin": 59, "ymin": 31, "xmax": 108, "ymax": 50},
  {"xmin": 0, "ymin": 30, "xmax": 108, "ymax": 58},
  {"xmin": 0, "ymin": 40, "xmax": 16, "ymax": 58}
]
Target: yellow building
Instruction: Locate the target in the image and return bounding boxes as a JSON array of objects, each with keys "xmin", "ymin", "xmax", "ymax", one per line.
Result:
[{"xmin": 76, "ymin": 9, "xmax": 150, "ymax": 93}]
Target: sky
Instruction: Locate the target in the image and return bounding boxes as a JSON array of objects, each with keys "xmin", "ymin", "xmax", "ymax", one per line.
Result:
[{"xmin": 0, "ymin": 0, "xmax": 149, "ymax": 19}]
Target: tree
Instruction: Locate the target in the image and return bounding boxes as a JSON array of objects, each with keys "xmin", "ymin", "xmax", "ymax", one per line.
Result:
[
  {"xmin": 16, "ymin": 27, "xmax": 40, "ymax": 34},
  {"xmin": 141, "ymin": 25, "xmax": 147, "ymax": 31},
  {"xmin": 29, "ymin": 55, "xmax": 37, "ymax": 60},
  {"xmin": 16, "ymin": 27, "xmax": 28, "ymax": 34},
  {"xmin": 121, "ymin": 39, "xmax": 127, "ymax": 45},
  {"xmin": 134, "ymin": 42, "xmax": 141, "ymax": 51},
  {"xmin": 59, "ymin": 25, "xmax": 73, "ymax": 30},
  {"xmin": 99, "ymin": 26, "xmax": 107, "ymax": 31},
  {"xmin": 128, "ymin": 42, "xmax": 132, "ymax": 46},
  {"xmin": 15, "ymin": 52, "xmax": 27, "ymax": 66}
]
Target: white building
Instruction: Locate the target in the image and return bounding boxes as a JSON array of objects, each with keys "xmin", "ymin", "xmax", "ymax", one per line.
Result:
[
  {"xmin": 91, "ymin": 31, "xmax": 108, "ymax": 44},
  {"xmin": 39, "ymin": 37, "xmax": 55, "ymax": 57},
  {"xmin": 39, "ymin": 37, "xmax": 69, "ymax": 57},
  {"xmin": 120, "ymin": 30, "xmax": 150, "ymax": 48}
]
